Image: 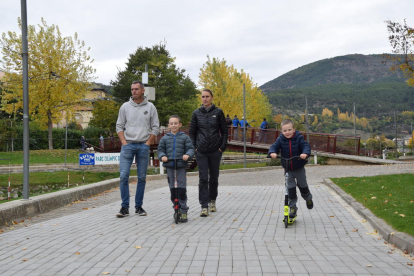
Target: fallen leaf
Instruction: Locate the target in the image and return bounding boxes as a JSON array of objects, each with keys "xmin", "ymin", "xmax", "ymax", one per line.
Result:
[
  {"xmin": 125, "ymin": 270, "xmax": 130, "ymax": 273},
  {"xmin": 12, "ymin": 221, "xmax": 18, "ymax": 225},
  {"xmin": 239, "ymin": 229, "xmax": 243, "ymax": 231},
  {"xmin": 399, "ymin": 214, "xmax": 405, "ymax": 217},
  {"xmin": 329, "ymin": 216, "xmax": 334, "ymax": 217},
  {"xmin": 83, "ymin": 208, "xmax": 89, "ymax": 210},
  {"xmin": 390, "ymin": 232, "xmax": 395, "ymax": 236},
  {"xmin": 75, "ymin": 252, "xmax": 81, "ymax": 255},
  {"xmin": 233, "ymin": 219, "xmax": 237, "ymax": 221},
  {"xmin": 371, "ymin": 197, "xmax": 376, "ymax": 199},
  {"xmin": 366, "ymin": 264, "xmax": 372, "ymax": 267},
  {"xmin": 407, "ymin": 263, "xmax": 413, "ymax": 266},
  {"xmin": 388, "ymin": 251, "xmax": 394, "ymax": 254},
  {"xmin": 361, "ymin": 219, "xmax": 367, "ymax": 223},
  {"xmin": 404, "ymin": 250, "xmax": 409, "ymax": 254},
  {"xmin": 22, "ymin": 259, "xmax": 28, "ymax": 262},
  {"xmin": 22, "ymin": 248, "xmax": 26, "ymax": 250},
  {"xmin": 351, "ymin": 229, "xmax": 358, "ymax": 232},
  {"xmin": 135, "ymin": 245, "xmax": 142, "ymax": 249},
  {"xmin": 102, "ymin": 272, "xmax": 110, "ymax": 275}
]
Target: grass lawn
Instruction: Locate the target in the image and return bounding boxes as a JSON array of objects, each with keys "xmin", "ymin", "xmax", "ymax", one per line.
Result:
[
  {"xmin": 0, "ymin": 150, "xmax": 80, "ymax": 165},
  {"xmin": 331, "ymin": 174, "xmax": 414, "ymax": 237}
]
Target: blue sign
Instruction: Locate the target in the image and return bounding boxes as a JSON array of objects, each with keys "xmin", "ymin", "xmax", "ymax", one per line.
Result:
[{"xmin": 79, "ymin": 153, "xmax": 95, "ymax": 165}]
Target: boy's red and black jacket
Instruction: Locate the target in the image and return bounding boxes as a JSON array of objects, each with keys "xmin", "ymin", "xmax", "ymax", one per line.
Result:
[{"xmin": 268, "ymin": 130, "xmax": 311, "ymax": 170}]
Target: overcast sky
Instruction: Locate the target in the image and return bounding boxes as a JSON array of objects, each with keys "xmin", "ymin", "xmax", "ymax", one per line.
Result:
[{"xmin": 0, "ymin": 0, "xmax": 412, "ymax": 88}]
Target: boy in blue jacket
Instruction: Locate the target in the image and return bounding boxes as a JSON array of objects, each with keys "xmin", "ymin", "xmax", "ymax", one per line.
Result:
[
  {"xmin": 268, "ymin": 119, "xmax": 313, "ymax": 218},
  {"xmin": 158, "ymin": 115, "xmax": 195, "ymax": 222}
]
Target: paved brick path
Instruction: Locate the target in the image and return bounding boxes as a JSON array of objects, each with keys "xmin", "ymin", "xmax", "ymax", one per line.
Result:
[{"xmin": 0, "ymin": 164, "xmax": 413, "ymax": 275}]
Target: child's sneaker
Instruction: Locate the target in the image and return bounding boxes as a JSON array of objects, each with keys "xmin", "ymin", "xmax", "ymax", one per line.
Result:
[
  {"xmin": 200, "ymin": 208, "xmax": 209, "ymax": 217},
  {"xmin": 209, "ymin": 200, "xmax": 217, "ymax": 212},
  {"xmin": 306, "ymin": 199, "xmax": 314, "ymax": 209},
  {"xmin": 289, "ymin": 206, "xmax": 298, "ymax": 218},
  {"xmin": 180, "ymin": 213, "xmax": 188, "ymax": 222}
]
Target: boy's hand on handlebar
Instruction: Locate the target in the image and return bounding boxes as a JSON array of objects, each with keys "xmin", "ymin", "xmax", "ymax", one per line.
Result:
[
  {"xmin": 183, "ymin": 155, "xmax": 189, "ymax": 161},
  {"xmin": 161, "ymin": 156, "xmax": 168, "ymax": 162},
  {"xmin": 270, "ymin": 153, "xmax": 277, "ymax": 159},
  {"xmin": 300, "ymin": 154, "xmax": 308, "ymax": 159}
]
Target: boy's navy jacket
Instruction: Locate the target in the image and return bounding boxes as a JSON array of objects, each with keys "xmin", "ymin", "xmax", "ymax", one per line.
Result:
[
  {"xmin": 268, "ymin": 130, "xmax": 311, "ymax": 170},
  {"xmin": 157, "ymin": 132, "xmax": 195, "ymax": 168}
]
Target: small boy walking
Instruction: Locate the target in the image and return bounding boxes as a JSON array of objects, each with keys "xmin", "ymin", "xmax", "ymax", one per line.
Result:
[
  {"xmin": 158, "ymin": 115, "xmax": 194, "ymax": 222},
  {"xmin": 268, "ymin": 119, "xmax": 313, "ymax": 218}
]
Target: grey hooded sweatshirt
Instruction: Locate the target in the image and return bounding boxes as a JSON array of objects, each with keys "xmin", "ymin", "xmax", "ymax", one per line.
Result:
[{"xmin": 116, "ymin": 96, "xmax": 159, "ymax": 142}]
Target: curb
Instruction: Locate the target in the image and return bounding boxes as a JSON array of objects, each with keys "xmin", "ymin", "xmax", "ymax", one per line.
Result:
[
  {"xmin": 324, "ymin": 178, "xmax": 414, "ymax": 254},
  {"xmin": 0, "ymin": 166, "xmax": 277, "ymax": 227}
]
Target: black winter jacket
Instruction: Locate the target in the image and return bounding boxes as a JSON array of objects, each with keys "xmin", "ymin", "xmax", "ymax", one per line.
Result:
[
  {"xmin": 157, "ymin": 132, "xmax": 194, "ymax": 168},
  {"xmin": 189, "ymin": 104, "xmax": 228, "ymax": 153},
  {"xmin": 268, "ymin": 130, "xmax": 311, "ymax": 170}
]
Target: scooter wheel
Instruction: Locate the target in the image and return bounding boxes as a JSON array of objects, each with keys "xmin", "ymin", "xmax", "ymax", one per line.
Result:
[
  {"xmin": 284, "ymin": 216, "xmax": 288, "ymax": 228},
  {"xmin": 174, "ymin": 212, "xmax": 179, "ymax": 224}
]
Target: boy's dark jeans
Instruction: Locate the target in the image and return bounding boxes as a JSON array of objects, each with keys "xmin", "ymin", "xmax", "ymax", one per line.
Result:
[{"xmin": 196, "ymin": 150, "xmax": 222, "ymax": 208}]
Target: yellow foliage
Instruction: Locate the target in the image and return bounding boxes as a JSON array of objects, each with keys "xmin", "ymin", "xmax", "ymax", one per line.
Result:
[
  {"xmin": 322, "ymin": 108, "xmax": 333, "ymax": 117},
  {"xmin": 1, "ymin": 18, "xmax": 95, "ymax": 137},
  {"xmin": 199, "ymin": 57, "xmax": 271, "ymax": 127}
]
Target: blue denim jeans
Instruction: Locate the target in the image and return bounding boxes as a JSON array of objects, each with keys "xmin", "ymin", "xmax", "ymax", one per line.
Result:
[{"xmin": 119, "ymin": 142, "xmax": 149, "ymax": 209}]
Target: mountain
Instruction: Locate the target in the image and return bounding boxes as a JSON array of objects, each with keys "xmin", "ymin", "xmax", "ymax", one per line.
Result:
[{"xmin": 260, "ymin": 54, "xmax": 414, "ymax": 118}]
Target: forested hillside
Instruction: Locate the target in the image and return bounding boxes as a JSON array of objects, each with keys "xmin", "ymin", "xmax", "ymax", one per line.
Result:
[{"xmin": 260, "ymin": 54, "xmax": 414, "ymax": 136}]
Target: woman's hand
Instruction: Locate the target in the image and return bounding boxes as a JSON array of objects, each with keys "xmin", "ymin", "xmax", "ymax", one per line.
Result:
[{"xmin": 161, "ymin": 156, "xmax": 168, "ymax": 162}]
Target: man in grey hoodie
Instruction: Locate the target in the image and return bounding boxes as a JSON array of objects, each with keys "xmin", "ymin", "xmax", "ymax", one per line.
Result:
[{"xmin": 115, "ymin": 81, "xmax": 159, "ymax": 217}]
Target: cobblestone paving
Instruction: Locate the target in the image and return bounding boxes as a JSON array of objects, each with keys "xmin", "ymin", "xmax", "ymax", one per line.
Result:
[{"xmin": 0, "ymin": 164, "xmax": 413, "ymax": 275}]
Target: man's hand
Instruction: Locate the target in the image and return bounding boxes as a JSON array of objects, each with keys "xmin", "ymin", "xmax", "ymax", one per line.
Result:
[
  {"xmin": 300, "ymin": 154, "xmax": 308, "ymax": 159},
  {"xmin": 183, "ymin": 155, "xmax": 189, "ymax": 161},
  {"xmin": 161, "ymin": 156, "xmax": 168, "ymax": 162},
  {"xmin": 270, "ymin": 153, "xmax": 277, "ymax": 159}
]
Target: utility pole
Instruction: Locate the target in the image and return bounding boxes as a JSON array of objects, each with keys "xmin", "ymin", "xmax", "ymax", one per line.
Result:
[
  {"xmin": 394, "ymin": 111, "xmax": 398, "ymax": 159},
  {"xmin": 243, "ymin": 83, "xmax": 246, "ymax": 169},
  {"xmin": 21, "ymin": 0, "xmax": 30, "ymax": 200},
  {"xmin": 305, "ymin": 95, "xmax": 309, "ymax": 143}
]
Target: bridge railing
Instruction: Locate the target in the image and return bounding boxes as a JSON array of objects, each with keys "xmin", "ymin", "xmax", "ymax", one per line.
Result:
[{"xmin": 98, "ymin": 127, "xmax": 361, "ymax": 156}]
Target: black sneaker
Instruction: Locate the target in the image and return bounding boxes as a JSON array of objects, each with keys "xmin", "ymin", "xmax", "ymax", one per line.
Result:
[
  {"xmin": 307, "ymin": 199, "xmax": 314, "ymax": 209},
  {"xmin": 116, "ymin": 207, "xmax": 129, "ymax": 218},
  {"xmin": 136, "ymin": 207, "xmax": 147, "ymax": 216}
]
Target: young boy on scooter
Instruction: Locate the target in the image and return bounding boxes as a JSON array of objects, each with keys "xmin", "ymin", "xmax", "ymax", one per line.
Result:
[
  {"xmin": 157, "ymin": 115, "xmax": 194, "ymax": 222},
  {"xmin": 268, "ymin": 119, "xmax": 313, "ymax": 218}
]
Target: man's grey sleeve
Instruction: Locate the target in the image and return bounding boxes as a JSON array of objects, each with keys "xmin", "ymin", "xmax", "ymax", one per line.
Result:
[
  {"xmin": 115, "ymin": 105, "xmax": 126, "ymax": 134},
  {"xmin": 149, "ymin": 105, "xmax": 160, "ymax": 136}
]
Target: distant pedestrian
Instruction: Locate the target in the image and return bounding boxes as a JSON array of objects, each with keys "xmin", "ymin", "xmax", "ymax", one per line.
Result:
[
  {"xmin": 225, "ymin": 114, "xmax": 232, "ymax": 127},
  {"xmin": 110, "ymin": 134, "xmax": 115, "ymax": 149},
  {"xmin": 259, "ymin": 118, "xmax": 269, "ymax": 143},
  {"xmin": 115, "ymin": 80, "xmax": 160, "ymax": 218},
  {"xmin": 157, "ymin": 115, "xmax": 194, "ymax": 223},
  {"xmin": 80, "ymin": 136, "xmax": 86, "ymax": 150},
  {"xmin": 232, "ymin": 115, "xmax": 240, "ymax": 140},
  {"xmin": 100, "ymin": 134, "xmax": 104, "ymax": 149},
  {"xmin": 239, "ymin": 117, "xmax": 250, "ymax": 141},
  {"xmin": 189, "ymin": 89, "xmax": 228, "ymax": 217}
]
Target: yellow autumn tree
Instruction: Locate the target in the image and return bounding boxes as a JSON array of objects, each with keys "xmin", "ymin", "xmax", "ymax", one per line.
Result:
[
  {"xmin": 322, "ymin": 108, "xmax": 333, "ymax": 117},
  {"xmin": 199, "ymin": 57, "xmax": 271, "ymax": 127},
  {"xmin": 0, "ymin": 18, "xmax": 95, "ymax": 149}
]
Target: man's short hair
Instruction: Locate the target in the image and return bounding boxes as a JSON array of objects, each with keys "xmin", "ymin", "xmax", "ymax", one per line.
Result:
[
  {"xmin": 132, "ymin": 81, "xmax": 145, "ymax": 89},
  {"xmin": 169, "ymin": 115, "xmax": 181, "ymax": 123},
  {"xmin": 281, "ymin": 119, "xmax": 294, "ymax": 127}
]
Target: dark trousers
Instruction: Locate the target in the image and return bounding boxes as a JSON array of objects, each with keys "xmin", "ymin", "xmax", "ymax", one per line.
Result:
[{"xmin": 196, "ymin": 150, "xmax": 222, "ymax": 208}]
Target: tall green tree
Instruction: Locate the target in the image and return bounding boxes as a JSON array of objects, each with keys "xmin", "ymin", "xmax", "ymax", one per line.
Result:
[
  {"xmin": 89, "ymin": 97, "xmax": 120, "ymax": 134},
  {"xmin": 111, "ymin": 42, "xmax": 198, "ymax": 126},
  {"xmin": 0, "ymin": 18, "xmax": 96, "ymax": 149},
  {"xmin": 385, "ymin": 19, "xmax": 414, "ymax": 86}
]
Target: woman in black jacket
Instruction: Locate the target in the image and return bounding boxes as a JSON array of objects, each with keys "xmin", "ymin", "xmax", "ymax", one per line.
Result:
[{"xmin": 189, "ymin": 89, "xmax": 228, "ymax": 217}]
